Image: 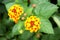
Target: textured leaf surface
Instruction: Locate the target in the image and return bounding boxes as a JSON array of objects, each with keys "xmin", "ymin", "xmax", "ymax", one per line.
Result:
[
  {"xmin": 34, "ymin": 2, "xmax": 58, "ymax": 18},
  {"xmin": 40, "ymin": 17, "xmax": 54, "ymax": 34}
]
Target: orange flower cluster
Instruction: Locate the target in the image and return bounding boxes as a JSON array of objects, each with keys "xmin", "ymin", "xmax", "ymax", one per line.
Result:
[
  {"xmin": 25, "ymin": 16, "xmax": 41, "ymax": 33},
  {"xmin": 8, "ymin": 4, "xmax": 23, "ymax": 23}
]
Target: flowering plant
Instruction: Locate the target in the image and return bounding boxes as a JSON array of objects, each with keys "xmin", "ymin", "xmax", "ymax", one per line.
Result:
[{"xmin": 0, "ymin": 0, "xmax": 60, "ymax": 40}]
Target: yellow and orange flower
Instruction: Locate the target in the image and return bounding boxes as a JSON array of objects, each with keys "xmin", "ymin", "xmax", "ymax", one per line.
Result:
[
  {"xmin": 25, "ymin": 16, "xmax": 41, "ymax": 33},
  {"xmin": 8, "ymin": 4, "xmax": 23, "ymax": 23}
]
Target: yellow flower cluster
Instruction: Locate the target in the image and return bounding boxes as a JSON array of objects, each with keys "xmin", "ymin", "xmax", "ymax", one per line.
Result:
[
  {"xmin": 8, "ymin": 4, "xmax": 23, "ymax": 23},
  {"xmin": 25, "ymin": 16, "xmax": 40, "ymax": 33}
]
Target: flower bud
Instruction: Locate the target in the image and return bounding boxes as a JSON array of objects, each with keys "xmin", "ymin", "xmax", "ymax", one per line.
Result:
[
  {"xmin": 19, "ymin": 30, "xmax": 23, "ymax": 34},
  {"xmin": 36, "ymin": 33, "xmax": 40, "ymax": 38},
  {"xmin": 24, "ymin": 13, "xmax": 27, "ymax": 16},
  {"xmin": 32, "ymin": 4, "xmax": 36, "ymax": 8},
  {"xmin": 21, "ymin": 17, "xmax": 25, "ymax": 20}
]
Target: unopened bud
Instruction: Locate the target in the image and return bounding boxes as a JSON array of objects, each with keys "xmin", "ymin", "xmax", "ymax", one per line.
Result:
[
  {"xmin": 21, "ymin": 17, "xmax": 25, "ymax": 20},
  {"xmin": 24, "ymin": 13, "xmax": 27, "ymax": 16},
  {"xmin": 32, "ymin": 4, "xmax": 36, "ymax": 8},
  {"xmin": 36, "ymin": 33, "xmax": 40, "ymax": 38},
  {"xmin": 19, "ymin": 30, "xmax": 23, "ymax": 34}
]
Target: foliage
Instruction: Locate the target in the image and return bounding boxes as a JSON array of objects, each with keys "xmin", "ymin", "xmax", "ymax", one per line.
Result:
[{"xmin": 0, "ymin": 0, "xmax": 60, "ymax": 40}]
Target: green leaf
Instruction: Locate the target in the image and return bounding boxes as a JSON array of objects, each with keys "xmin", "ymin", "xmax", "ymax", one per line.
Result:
[
  {"xmin": 23, "ymin": 0, "xmax": 27, "ymax": 2},
  {"xmin": 12, "ymin": 20, "xmax": 24, "ymax": 35},
  {"xmin": 52, "ymin": 14, "xmax": 60, "ymax": 28},
  {"xmin": 6, "ymin": 32, "xmax": 14, "ymax": 39},
  {"xmin": 41, "ymin": 27, "xmax": 60, "ymax": 40},
  {"xmin": 2, "ymin": 0, "xmax": 15, "ymax": 4},
  {"xmin": 4, "ymin": 1, "xmax": 27, "ymax": 13},
  {"xmin": 0, "ymin": 37, "xmax": 7, "ymax": 40},
  {"xmin": 32, "ymin": 35, "xmax": 39, "ymax": 40},
  {"xmin": 12, "ymin": 39, "xmax": 16, "ymax": 40},
  {"xmin": 31, "ymin": 0, "xmax": 48, "ymax": 4},
  {"xmin": 41, "ymin": 34, "xmax": 49, "ymax": 40},
  {"xmin": 41, "ymin": 34, "xmax": 56, "ymax": 40},
  {"xmin": 34, "ymin": 2, "xmax": 58, "ymax": 18},
  {"xmin": 15, "ymin": 0, "xmax": 27, "ymax": 7},
  {"xmin": 58, "ymin": 0, "xmax": 60, "ymax": 6},
  {"xmin": 4, "ymin": 0, "xmax": 27, "ymax": 10},
  {"xmin": 0, "ymin": 0, "xmax": 3, "ymax": 3},
  {"xmin": 20, "ymin": 31, "xmax": 33, "ymax": 40},
  {"xmin": 54, "ymin": 27, "xmax": 60, "ymax": 34},
  {"xmin": 0, "ymin": 23, "xmax": 6, "ymax": 36},
  {"xmin": 5, "ymin": 2, "xmax": 15, "ymax": 10},
  {"xmin": 40, "ymin": 17, "xmax": 54, "ymax": 34},
  {"xmin": 54, "ymin": 27, "xmax": 60, "ymax": 40},
  {"xmin": 0, "ymin": 4, "xmax": 7, "ymax": 13},
  {"xmin": 25, "ymin": 7, "xmax": 33, "ymax": 17}
]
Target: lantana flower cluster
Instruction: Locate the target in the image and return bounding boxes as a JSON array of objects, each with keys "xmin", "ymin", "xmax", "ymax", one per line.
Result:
[
  {"xmin": 8, "ymin": 4, "xmax": 23, "ymax": 23},
  {"xmin": 25, "ymin": 16, "xmax": 40, "ymax": 33},
  {"xmin": 8, "ymin": 4, "xmax": 41, "ymax": 33}
]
